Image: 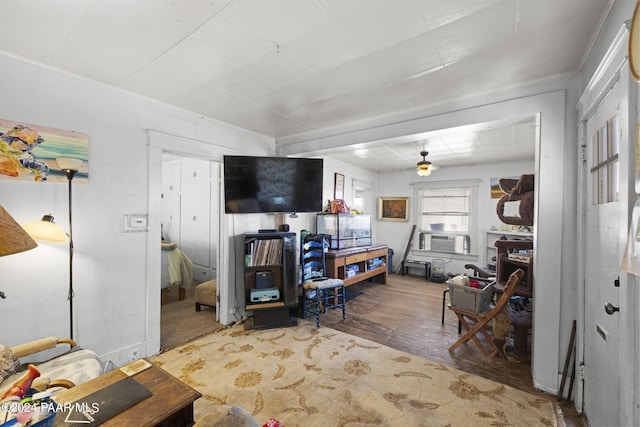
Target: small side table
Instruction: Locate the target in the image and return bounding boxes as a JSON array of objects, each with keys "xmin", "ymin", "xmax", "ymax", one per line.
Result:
[{"xmin": 402, "ymin": 260, "xmax": 431, "ymax": 279}]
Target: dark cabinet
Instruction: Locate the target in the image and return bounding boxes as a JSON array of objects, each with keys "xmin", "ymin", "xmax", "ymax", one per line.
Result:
[{"xmin": 243, "ymin": 232, "xmax": 297, "ymax": 328}]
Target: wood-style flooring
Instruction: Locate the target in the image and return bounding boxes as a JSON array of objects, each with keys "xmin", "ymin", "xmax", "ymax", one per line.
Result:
[
  {"xmin": 162, "ymin": 273, "xmax": 586, "ymax": 425},
  {"xmin": 317, "ymin": 273, "xmax": 586, "ymax": 426}
]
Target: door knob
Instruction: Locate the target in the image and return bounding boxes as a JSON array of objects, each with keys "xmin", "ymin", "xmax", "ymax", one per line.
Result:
[{"xmin": 604, "ymin": 302, "xmax": 620, "ymax": 315}]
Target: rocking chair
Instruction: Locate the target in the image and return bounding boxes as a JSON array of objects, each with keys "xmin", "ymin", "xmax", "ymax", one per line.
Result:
[{"xmin": 447, "ymin": 268, "xmax": 524, "ymax": 363}]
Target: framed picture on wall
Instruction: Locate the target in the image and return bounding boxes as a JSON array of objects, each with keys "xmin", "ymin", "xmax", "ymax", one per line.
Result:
[
  {"xmin": 0, "ymin": 119, "xmax": 89, "ymax": 183},
  {"xmin": 334, "ymin": 173, "xmax": 345, "ymax": 200},
  {"xmin": 378, "ymin": 197, "xmax": 409, "ymax": 221},
  {"xmin": 491, "ymin": 176, "xmax": 518, "ymax": 198}
]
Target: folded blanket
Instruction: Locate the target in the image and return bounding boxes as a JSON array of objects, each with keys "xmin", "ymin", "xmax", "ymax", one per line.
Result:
[
  {"xmin": 0, "ymin": 348, "xmax": 102, "ymax": 397},
  {"xmin": 161, "ymin": 246, "xmax": 193, "ymax": 289},
  {"xmin": 161, "ymin": 241, "xmax": 178, "ymax": 250}
]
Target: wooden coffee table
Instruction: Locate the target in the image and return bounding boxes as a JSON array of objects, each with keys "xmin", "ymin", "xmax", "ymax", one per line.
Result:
[{"xmin": 53, "ymin": 360, "xmax": 201, "ymax": 426}]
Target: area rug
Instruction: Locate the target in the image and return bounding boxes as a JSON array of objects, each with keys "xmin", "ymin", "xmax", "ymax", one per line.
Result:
[{"xmin": 152, "ymin": 320, "xmax": 561, "ymax": 427}]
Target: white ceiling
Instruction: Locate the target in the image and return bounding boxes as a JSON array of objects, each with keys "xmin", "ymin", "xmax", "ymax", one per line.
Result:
[{"xmin": 0, "ymin": 0, "xmax": 610, "ymax": 172}]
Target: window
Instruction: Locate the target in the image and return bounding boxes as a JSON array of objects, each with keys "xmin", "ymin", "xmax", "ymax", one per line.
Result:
[
  {"xmin": 591, "ymin": 114, "xmax": 619, "ymax": 204},
  {"xmin": 413, "ymin": 180, "xmax": 479, "ymax": 255},
  {"xmin": 419, "ymin": 187, "xmax": 470, "ymax": 231}
]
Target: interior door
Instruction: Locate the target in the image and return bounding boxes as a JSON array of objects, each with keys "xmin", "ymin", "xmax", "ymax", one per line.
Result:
[
  {"xmin": 582, "ymin": 76, "xmax": 626, "ymax": 426},
  {"xmin": 161, "ymin": 193, "xmax": 181, "ymax": 243}
]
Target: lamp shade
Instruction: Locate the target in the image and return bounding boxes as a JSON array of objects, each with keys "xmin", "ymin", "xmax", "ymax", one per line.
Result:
[
  {"xmin": 22, "ymin": 215, "xmax": 68, "ymax": 243},
  {"xmin": 0, "ymin": 205, "xmax": 38, "ymax": 256},
  {"xmin": 56, "ymin": 158, "xmax": 83, "ymax": 171}
]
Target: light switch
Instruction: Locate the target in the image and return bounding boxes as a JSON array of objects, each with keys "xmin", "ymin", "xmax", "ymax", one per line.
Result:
[{"xmin": 124, "ymin": 214, "xmax": 149, "ymax": 232}]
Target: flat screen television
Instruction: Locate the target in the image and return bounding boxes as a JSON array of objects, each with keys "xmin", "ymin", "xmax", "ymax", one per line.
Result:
[{"xmin": 223, "ymin": 155, "xmax": 323, "ymax": 214}]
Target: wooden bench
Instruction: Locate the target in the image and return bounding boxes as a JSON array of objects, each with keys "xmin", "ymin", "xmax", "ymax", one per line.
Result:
[{"xmin": 401, "ymin": 260, "xmax": 431, "ymax": 279}]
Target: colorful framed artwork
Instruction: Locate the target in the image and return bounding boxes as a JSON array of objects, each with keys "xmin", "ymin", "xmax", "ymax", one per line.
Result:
[
  {"xmin": 0, "ymin": 119, "xmax": 89, "ymax": 183},
  {"xmin": 378, "ymin": 197, "xmax": 409, "ymax": 222}
]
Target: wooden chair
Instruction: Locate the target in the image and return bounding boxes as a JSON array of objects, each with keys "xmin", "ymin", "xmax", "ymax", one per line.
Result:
[
  {"xmin": 464, "ymin": 263, "xmax": 496, "ymax": 279},
  {"xmin": 301, "ymin": 233, "xmax": 346, "ymax": 327},
  {"xmin": 448, "ymin": 268, "xmax": 525, "ymax": 363}
]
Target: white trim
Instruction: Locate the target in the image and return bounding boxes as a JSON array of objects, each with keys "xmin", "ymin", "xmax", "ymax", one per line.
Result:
[
  {"xmin": 146, "ymin": 129, "xmax": 239, "ymax": 160},
  {"xmin": 578, "ymin": 25, "xmax": 630, "ymax": 121},
  {"xmin": 578, "ymin": 0, "xmax": 617, "ymax": 70}
]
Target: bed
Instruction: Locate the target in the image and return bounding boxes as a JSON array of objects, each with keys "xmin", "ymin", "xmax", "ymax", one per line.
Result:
[{"xmin": 161, "ymin": 241, "xmax": 194, "ymax": 303}]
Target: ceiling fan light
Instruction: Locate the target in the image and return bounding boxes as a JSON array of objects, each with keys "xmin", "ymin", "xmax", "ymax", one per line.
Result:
[
  {"xmin": 416, "ymin": 150, "xmax": 434, "ymax": 176},
  {"xmin": 416, "ymin": 164, "xmax": 431, "ymax": 176}
]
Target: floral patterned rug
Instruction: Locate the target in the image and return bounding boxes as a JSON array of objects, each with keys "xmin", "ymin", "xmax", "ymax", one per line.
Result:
[{"xmin": 152, "ymin": 320, "xmax": 561, "ymax": 427}]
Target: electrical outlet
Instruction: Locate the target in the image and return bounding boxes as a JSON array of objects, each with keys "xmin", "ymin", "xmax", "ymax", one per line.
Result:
[{"xmin": 130, "ymin": 347, "xmax": 140, "ymax": 362}]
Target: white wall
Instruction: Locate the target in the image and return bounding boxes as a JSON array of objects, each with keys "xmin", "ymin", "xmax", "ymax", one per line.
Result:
[
  {"xmin": 0, "ymin": 52, "xmax": 273, "ymax": 366},
  {"xmin": 377, "ymin": 160, "xmax": 535, "ymax": 275}
]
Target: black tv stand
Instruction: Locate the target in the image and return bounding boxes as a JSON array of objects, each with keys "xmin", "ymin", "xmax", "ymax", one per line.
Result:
[{"xmin": 243, "ymin": 231, "xmax": 298, "ymax": 329}]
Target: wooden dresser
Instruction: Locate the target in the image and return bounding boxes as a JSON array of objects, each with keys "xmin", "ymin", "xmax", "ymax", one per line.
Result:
[{"xmin": 324, "ymin": 244, "xmax": 388, "ymax": 287}]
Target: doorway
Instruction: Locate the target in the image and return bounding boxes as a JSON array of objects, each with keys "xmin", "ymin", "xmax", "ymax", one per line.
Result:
[
  {"xmin": 146, "ymin": 129, "xmax": 236, "ymax": 356},
  {"xmin": 351, "ymin": 178, "xmax": 374, "ymax": 216},
  {"xmin": 160, "ymin": 153, "xmax": 222, "ymax": 349}
]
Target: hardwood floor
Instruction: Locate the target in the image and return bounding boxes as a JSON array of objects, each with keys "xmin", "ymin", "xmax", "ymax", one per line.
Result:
[{"xmin": 316, "ymin": 273, "xmax": 586, "ymax": 426}]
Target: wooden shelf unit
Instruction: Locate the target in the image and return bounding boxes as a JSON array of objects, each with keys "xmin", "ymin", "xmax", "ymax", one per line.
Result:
[
  {"xmin": 484, "ymin": 229, "xmax": 533, "ymax": 267},
  {"xmin": 494, "ymin": 239, "xmax": 533, "ymax": 298},
  {"xmin": 325, "ymin": 244, "xmax": 388, "ymax": 287},
  {"xmin": 243, "ymin": 232, "xmax": 297, "ymax": 328}
]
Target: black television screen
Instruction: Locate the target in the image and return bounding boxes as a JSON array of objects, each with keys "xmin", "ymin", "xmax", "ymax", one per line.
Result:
[{"xmin": 223, "ymin": 155, "xmax": 324, "ymax": 214}]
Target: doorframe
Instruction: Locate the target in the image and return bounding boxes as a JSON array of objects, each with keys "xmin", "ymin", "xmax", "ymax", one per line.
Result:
[
  {"xmin": 145, "ymin": 129, "xmax": 239, "ymax": 356},
  {"xmin": 351, "ymin": 178, "xmax": 374, "ymax": 213},
  {"xmin": 576, "ymin": 23, "xmax": 637, "ymax": 423}
]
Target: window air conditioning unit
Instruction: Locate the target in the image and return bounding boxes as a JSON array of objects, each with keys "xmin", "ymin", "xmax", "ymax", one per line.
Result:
[{"xmin": 431, "ymin": 234, "xmax": 456, "ymax": 252}]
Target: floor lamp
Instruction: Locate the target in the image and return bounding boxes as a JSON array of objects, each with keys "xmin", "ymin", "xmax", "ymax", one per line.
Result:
[
  {"xmin": 58, "ymin": 158, "xmax": 80, "ymax": 341},
  {"xmin": 22, "ymin": 158, "xmax": 82, "ymax": 340}
]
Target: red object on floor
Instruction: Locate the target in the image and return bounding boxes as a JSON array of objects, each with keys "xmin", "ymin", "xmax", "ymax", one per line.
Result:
[{"xmin": 263, "ymin": 419, "xmax": 284, "ymax": 427}]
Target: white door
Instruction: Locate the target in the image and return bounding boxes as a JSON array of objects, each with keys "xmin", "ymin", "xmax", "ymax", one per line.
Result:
[
  {"xmin": 582, "ymin": 76, "xmax": 627, "ymax": 426},
  {"xmin": 181, "ymin": 180, "xmax": 212, "ymax": 269},
  {"xmin": 161, "ymin": 193, "xmax": 181, "ymax": 243}
]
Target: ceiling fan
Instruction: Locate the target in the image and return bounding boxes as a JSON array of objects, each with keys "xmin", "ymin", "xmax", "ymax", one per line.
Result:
[{"xmin": 416, "ymin": 150, "xmax": 437, "ymax": 176}]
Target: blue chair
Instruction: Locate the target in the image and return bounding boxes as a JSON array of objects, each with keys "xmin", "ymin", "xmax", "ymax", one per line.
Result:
[{"xmin": 300, "ymin": 233, "xmax": 346, "ymax": 327}]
